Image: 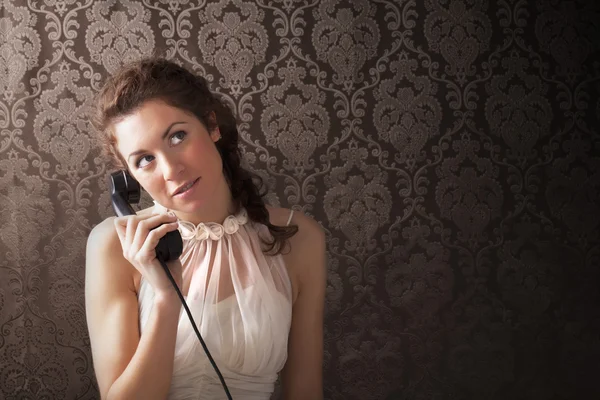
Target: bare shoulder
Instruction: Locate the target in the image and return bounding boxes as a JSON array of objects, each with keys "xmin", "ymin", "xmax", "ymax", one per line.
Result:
[
  {"xmin": 86, "ymin": 205, "xmax": 156, "ymax": 287},
  {"xmin": 266, "ymin": 206, "xmax": 326, "ymax": 302},
  {"xmin": 286, "ymin": 210, "xmax": 326, "ymax": 277},
  {"xmin": 86, "ymin": 216, "xmax": 137, "ymax": 293},
  {"xmin": 87, "ymin": 216, "xmax": 118, "ymax": 252},
  {"xmin": 266, "ymin": 206, "xmax": 325, "ymax": 247},
  {"xmin": 86, "ymin": 205, "xmax": 153, "ymax": 274}
]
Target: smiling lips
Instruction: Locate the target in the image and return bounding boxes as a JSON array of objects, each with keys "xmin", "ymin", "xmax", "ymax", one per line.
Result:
[{"xmin": 173, "ymin": 178, "xmax": 199, "ymax": 196}]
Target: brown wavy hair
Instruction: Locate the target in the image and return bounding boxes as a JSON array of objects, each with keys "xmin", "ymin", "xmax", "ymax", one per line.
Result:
[{"xmin": 92, "ymin": 56, "xmax": 297, "ymax": 255}]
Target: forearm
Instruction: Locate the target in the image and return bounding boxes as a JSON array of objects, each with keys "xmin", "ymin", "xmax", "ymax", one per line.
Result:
[{"xmin": 106, "ymin": 292, "xmax": 181, "ymax": 400}]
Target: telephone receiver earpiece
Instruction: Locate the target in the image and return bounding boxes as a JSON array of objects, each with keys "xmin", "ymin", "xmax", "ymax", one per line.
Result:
[{"xmin": 109, "ymin": 170, "xmax": 183, "ymax": 263}]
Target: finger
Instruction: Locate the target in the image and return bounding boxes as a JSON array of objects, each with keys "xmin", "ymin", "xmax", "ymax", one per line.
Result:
[
  {"xmin": 125, "ymin": 216, "xmax": 138, "ymax": 249},
  {"xmin": 131, "ymin": 213, "xmax": 177, "ymax": 253},
  {"xmin": 113, "ymin": 218, "xmax": 127, "ymax": 248},
  {"xmin": 136, "ymin": 212, "xmax": 178, "ymax": 228},
  {"xmin": 138, "ymin": 222, "xmax": 180, "ymax": 260}
]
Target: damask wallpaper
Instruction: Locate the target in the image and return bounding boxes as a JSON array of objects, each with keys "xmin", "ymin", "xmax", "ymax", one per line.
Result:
[{"xmin": 0, "ymin": 0, "xmax": 599, "ymax": 399}]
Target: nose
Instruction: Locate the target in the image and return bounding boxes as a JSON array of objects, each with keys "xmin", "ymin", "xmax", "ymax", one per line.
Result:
[{"xmin": 160, "ymin": 154, "xmax": 184, "ymax": 180}]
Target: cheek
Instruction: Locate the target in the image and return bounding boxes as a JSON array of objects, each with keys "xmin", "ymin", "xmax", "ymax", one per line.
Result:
[
  {"xmin": 208, "ymin": 148, "xmax": 225, "ymax": 175},
  {"xmin": 187, "ymin": 143, "xmax": 222, "ymax": 169},
  {"xmin": 137, "ymin": 174, "xmax": 164, "ymax": 195},
  {"xmin": 198, "ymin": 155, "xmax": 222, "ymax": 180}
]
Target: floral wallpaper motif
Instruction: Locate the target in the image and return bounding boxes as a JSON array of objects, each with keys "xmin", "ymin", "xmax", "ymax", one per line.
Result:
[{"xmin": 0, "ymin": 0, "xmax": 599, "ymax": 399}]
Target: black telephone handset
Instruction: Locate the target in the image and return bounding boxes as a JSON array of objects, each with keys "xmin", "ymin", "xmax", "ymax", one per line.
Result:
[
  {"xmin": 107, "ymin": 170, "xmax": 233, "ymax": 399},
  {"xmin": 109, "ymin": 170, "xmax": 183, "ymax": 263}
]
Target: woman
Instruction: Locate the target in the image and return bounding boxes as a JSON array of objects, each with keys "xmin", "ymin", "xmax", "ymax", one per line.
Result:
[{"xmin": 85, "ymin": 57, "xmax": 326, "ymax": 400}]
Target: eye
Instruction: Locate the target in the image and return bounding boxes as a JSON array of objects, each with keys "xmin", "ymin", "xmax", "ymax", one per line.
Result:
[
  {"xmin": 135, "ymin": 154, "xmax": 154, "ymax": 168},
  {"xmin": 170, "ymin": 130, "xmax": 186, "ymax": 145}
]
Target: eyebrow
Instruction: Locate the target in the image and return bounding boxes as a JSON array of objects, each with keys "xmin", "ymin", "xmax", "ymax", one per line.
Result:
[{"xmin": 127, "ymin": 121, "xmax": 187, "ymax": 163}]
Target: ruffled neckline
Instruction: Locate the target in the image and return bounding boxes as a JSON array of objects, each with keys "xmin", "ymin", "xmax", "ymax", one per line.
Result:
[{"xmin": 153, "ymin": 201, "xmax": 248, "ymax": 241}]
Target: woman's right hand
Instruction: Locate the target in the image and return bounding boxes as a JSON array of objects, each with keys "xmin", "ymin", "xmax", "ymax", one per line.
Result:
[{"xmin": 113, "ymin": 212, "xmax": 183, "ymax": 296}]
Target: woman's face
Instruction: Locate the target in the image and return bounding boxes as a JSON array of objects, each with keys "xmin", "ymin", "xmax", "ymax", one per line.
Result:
[{"xmin": 113, "ymin": 99, "xmax": 223, "ymax": 215}]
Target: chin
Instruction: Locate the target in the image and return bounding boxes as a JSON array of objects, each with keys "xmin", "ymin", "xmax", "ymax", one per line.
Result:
[{"xmin": 175, "ymin": 193, "xmax": 214, "ymax": 211}]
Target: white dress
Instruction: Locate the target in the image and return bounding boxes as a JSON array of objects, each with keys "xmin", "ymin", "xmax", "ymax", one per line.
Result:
[{"xmin": 137, "ymin": 201, "xmax": 294, "ymax": 399}]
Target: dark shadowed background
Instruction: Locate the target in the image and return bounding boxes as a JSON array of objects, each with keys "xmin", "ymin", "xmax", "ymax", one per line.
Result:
[{"xmin": 0, "ymin": 0, "xmax": 599, "ymax": 399}]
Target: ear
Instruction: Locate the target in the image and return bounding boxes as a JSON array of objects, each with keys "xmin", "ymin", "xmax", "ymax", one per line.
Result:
[
  {"xmin": 207, "ymin": 111, "xmax": 220, "ymax": 142},
  {"xmin": 210, "ymin": 126, "xmax": 221, "ymax": 143}
]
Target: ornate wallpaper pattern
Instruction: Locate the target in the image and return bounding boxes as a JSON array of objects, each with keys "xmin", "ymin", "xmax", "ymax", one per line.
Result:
[{"xmin": 0, "ymin": 0, "xmax": 599, "ymax": 399}]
